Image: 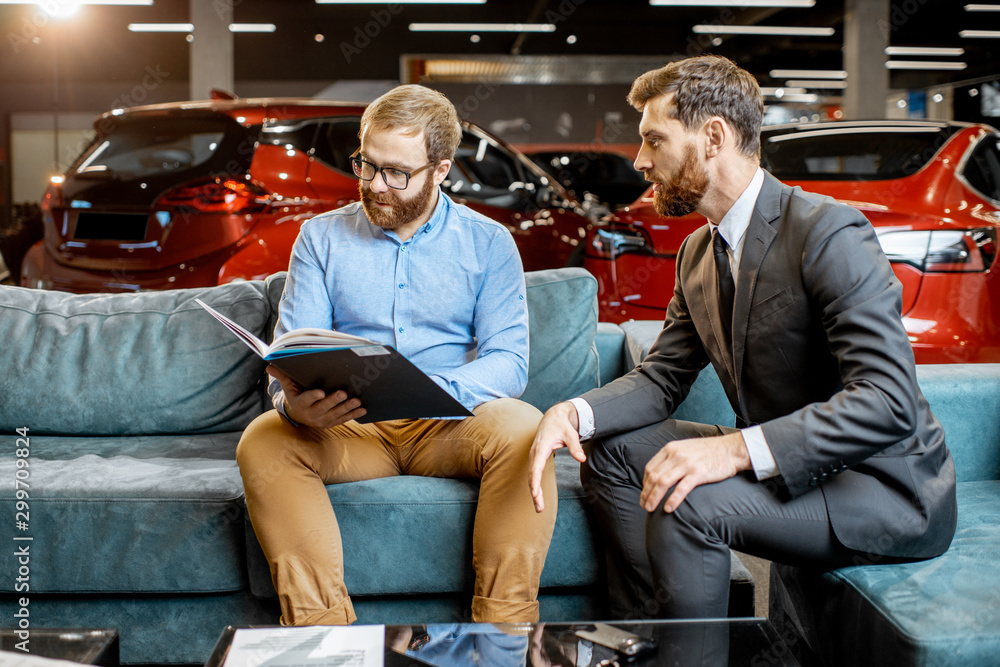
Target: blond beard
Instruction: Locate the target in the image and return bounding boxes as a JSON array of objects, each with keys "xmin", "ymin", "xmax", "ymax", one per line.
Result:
[{"xmin": 360, "ymin": 175, "xmax": 436, "ymax": 230}]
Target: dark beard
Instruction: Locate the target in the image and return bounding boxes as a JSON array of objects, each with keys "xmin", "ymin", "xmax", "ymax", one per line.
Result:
[
  {"xmin": 359, "ymin": 174, "xmax": 436, "ymax": 231},
  {"xmin": 652, "ymin": 144, "xmax": 709, "ymax": 217}
]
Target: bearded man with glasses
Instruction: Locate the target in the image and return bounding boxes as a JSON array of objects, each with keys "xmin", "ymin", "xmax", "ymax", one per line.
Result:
[{"xmin": 236, "ymin": 84, "xmax": 556, "ymax": 627}]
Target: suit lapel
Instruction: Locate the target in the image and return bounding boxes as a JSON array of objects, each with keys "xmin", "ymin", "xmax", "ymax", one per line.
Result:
[{"xmin": 732, "ymin": 172, "xmax": 782, "ymax": 410}]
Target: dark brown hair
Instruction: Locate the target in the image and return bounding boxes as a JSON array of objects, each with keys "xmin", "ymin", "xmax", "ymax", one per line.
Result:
[{"xmin": 628, "ymin": 55, "xmax": 763, "ymax": 159}]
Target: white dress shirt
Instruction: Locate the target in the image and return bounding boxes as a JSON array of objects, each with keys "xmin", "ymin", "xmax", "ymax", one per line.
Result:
[{"xmin": 570, "ymin": 167, "xmax": 780, "ymax": 480}]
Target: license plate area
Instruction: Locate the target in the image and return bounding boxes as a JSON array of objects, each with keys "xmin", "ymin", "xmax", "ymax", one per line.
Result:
[{"xmin": 73, "ymin": 212, "xmax": 149, "ymax": 241}]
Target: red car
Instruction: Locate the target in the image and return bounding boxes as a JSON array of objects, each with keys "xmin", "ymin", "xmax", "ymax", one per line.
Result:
[
  {"xmin": 585, "ymin": 120, "xmax": 1000, "ymax": 364},
  {"xmin": 22, "ymin": 98, "xmax": 593, "ymax": 292}
]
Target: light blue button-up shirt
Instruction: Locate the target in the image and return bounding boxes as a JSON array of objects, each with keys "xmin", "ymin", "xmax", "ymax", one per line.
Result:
[{"xmin": 269, "ymin": 190, "xmax": 529, "ymax": 417}]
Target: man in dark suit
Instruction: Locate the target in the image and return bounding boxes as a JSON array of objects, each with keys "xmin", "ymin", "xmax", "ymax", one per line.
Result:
[{"xmin": 527, "ymin": 55, "xmax": 957, "ymax": 619}]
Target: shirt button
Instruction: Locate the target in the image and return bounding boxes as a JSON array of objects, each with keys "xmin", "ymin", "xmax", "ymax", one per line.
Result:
[
  {"xmin": 400, "ymin": 245, "xmax": 408, "ymax": 252},
  {"xmin": 398, "ymin": 327, "xmax": 404, "ymax": 333},
  {"xmin": 399, "ymin": 283, "xmax": 405, "ymax": 289}
]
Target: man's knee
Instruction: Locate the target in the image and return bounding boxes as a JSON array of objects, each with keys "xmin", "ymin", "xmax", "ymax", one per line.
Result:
[
  {"xmin": 646, "ymin": 481, "xmax": 731, "ymax": 546},
  {"xmin": 477, "ymin": 398, "xmax": 542, "ymax": 452},
  {"xmin": 237, "ymin": 410, "xmax": 303, "ymax": 487}
]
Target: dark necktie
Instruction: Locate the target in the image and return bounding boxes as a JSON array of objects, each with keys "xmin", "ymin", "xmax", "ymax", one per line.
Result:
[{"xmin": 712, "ymin": 228, "xmax": 735, "ymax": 343}]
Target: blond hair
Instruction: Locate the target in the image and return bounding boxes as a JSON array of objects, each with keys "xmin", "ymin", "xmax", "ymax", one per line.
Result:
[
  {"xmin": 360, "ymin": 85, "xmax": 462, "ymax": 163},
  {"xmin": 628, "ymin": 55, "xmax": 763, "ymax": 159}
]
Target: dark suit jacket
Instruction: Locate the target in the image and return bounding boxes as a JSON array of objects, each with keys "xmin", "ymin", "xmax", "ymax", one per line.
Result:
[{"xmin": 582, "ymin": 171, "xmax": 957, "ymax": 559}]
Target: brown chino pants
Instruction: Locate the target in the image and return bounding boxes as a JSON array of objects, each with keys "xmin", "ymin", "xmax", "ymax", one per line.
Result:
[{"xmin": 236, "ymin": 397, "xmax": 557, "ymax": 626}]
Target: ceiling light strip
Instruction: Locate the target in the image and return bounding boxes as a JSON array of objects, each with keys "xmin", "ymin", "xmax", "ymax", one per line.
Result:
[
  {"xmin": 409, "ymin": 23, "xmax": 556, "ymax": 32},
  {"xmin": 0, "ymin": 0, "xmax": 153, "ymax": 4},
  {"xmin": 783, "ymin": 79, "xmax": 849, "ymax": 88},
  {"xmin": 319, "ymin": 0, "xmax": 485, "ymax": 3},
  {"xmin": 764, "ymin": 93, "xmax": 820, "ymax": 103},
  {"xmin": 229, "ymin": 23, "xmax": 277, "ymax": 32},
  {"xmin": 885, "ymin": 46, "xmax": 965, "ymax": 56},
  {"xmin": 693, "ymin": 24, "xmax": 834, "ymax": 36},
  {"xmin": 960, "ymin": 29, "xmax": 1000, "ymax": 37},
  {"xmin": 885, "ymin": 60, "xmax": 968, "ymax": 70},
  {"xmin": 770, "ymin": 69, "xmax": 846, "ymax": 78},
  {"xmin": 128, "ymin": 23, "xmax": 194, "ymax": 32},
  {"xmin": 651, "ymin": 0, "xmax": 813, "ymax": 6},
  {"xmin": 760, "ymin": 87, "xmax": 807, "ymax": 95},
  {"xmin": 964, "ymin": 4, "xmax": 1000, "ymax": 10}
]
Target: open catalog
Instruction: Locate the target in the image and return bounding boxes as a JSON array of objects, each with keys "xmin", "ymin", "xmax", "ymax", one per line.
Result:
[{"xmin": 195, "ymin": 299, "xmax": 473, "ymax": 423}]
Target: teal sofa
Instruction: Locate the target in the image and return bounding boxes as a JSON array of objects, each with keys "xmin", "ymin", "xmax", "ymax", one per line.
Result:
[
  {"xmin": 0, "ymin": 269, "xmax": 754, "ymax": 665},
  {"xmin": 620, "ymin": 321, "xmax": 1000, "ymax": 667}
]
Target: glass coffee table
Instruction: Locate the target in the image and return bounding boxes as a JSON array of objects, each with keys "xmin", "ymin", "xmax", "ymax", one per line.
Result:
[
  {"xmin": 0, "ymin": 628, "xmax": 119, "ymax": 665},
  {"xmin": 206, "ymin": 619, "xmax": 799, "ymax": 666}
]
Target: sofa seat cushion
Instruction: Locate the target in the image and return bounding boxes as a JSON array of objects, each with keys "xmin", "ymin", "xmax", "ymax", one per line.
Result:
[
  {"xmin": 772, "ymin": 480, "xmax": 1000, "ymax": 667},
  {"xmin": 247, "ymin": 450, "xmax": 600, "ymax": 597},
  {"xmin": 0, "ymin": 433, "xmax": 247, "ymax": 593},
  {"xmin": 0, "ymin": 279, "xmax": 273, "ymax": 436},
  {"xmin": 247, "ymin": 448, "xmax": 756, "ymax": 609}
]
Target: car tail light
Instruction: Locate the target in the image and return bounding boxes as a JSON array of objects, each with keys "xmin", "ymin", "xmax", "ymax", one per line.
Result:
[
  {"xmin": 155, "ymin": 178, "xmax": 268, "ymax": 214},
  {"xmin": 590, "ymin": 226, "xmax": 653, "ymax": 259},
  {"xmin": 41, "ymin": 181, "xmax": 64, "ymax": 215},
  {"xmin": 877, "ymin": 228, "xmax": 997, "ymax": 272}
]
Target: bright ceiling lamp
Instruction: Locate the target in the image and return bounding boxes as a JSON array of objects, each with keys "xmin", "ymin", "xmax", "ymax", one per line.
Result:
[
  {"xmin": 693, "ymin": 24, "xmax": 834, "ymax": 36},
  {"xmin": 965, "ymin": 4, "xmax": 1000, "ymax": 10},
  {"xmin": 885, "ymin": 46, "xmax": 965, "ymax": 56},
  {"xmin": 651, "ymin": 0, "xmax": 813, "ymax": 5},
  {"xmin": 770, "ymin": 68, "xmax": 846, "ymax": 78},
  {"xmin": 128, "ymin": 23, "xmax": 194, "ymax": 32},
  {"xmin": 409, "ymin": 23, "xmax": 555, "ymax": 32},
  {"xmin": 885, "ymin": 60, "xmax": 968, "ymax": 70}
]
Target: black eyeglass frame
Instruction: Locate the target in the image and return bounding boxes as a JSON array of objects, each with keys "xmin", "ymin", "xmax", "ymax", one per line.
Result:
[{"xmin": 349, "ymin": 148, "xmax": 437, "ymax": 191}]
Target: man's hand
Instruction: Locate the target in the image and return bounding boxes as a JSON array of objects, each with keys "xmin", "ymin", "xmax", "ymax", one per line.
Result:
[
  {"xmin": 641, "ymin": 431, "xmax": 752, "ymax": 512},
  {"xmin": 529, "ymin": 401, "xmax": 585, "ymax": 513},
  {"xmin": 267, "ymin": 365, "xmax": 367, "ymax": 428}
]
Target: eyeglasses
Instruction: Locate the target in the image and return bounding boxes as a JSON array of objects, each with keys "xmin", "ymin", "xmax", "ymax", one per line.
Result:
[{"xmin": 350, "ymin": 148, "xmax": 436, "ymax": 190}]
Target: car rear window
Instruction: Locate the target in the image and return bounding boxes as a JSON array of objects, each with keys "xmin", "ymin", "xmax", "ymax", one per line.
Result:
[
  {"xmin": 68, "ymin": 113, "xmax": 253, "ymax": 182},
  {"xmin": 761, "ymin": 125, "xmax": 960, "ymax": 181}
]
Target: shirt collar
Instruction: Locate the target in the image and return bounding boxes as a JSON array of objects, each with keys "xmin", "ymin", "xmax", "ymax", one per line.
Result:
[
  {"xmin": 422, "ymin": 187, "xmax": 449, "ymax": 234},
  {"xmin": 713, "ymin": 167, "xmax": 764, "ymax": 249}
]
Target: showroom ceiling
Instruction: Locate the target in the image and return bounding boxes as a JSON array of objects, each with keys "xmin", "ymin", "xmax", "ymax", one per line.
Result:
[{"xmin": 0, "ymin": 0, "xmax": 996, "ymax": 94}]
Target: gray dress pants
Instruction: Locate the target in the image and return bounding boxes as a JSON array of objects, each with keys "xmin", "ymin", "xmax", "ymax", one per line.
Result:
[{"xmin": 581, "ymin": 418, "xmax": 868, "ymax": 619}]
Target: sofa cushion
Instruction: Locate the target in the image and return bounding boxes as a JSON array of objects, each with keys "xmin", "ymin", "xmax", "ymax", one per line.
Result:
[
  {"xmin": 0, "ymin": 280, "xmax": 272, "ymax": 436},
  {"xmin": 771, "ymin": 480, "xmax": 1000, "ymax": 667},
  {"xmin": 520, "ymin": 268, "xmax": 600, "ymax": 412},
  {"xmin": 246, "ymin": 450, "xmax": 600, "ymax": 597},
  {"xmin": 0, "ymin": 433, "xmax": 247, "ymax": 593}
]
